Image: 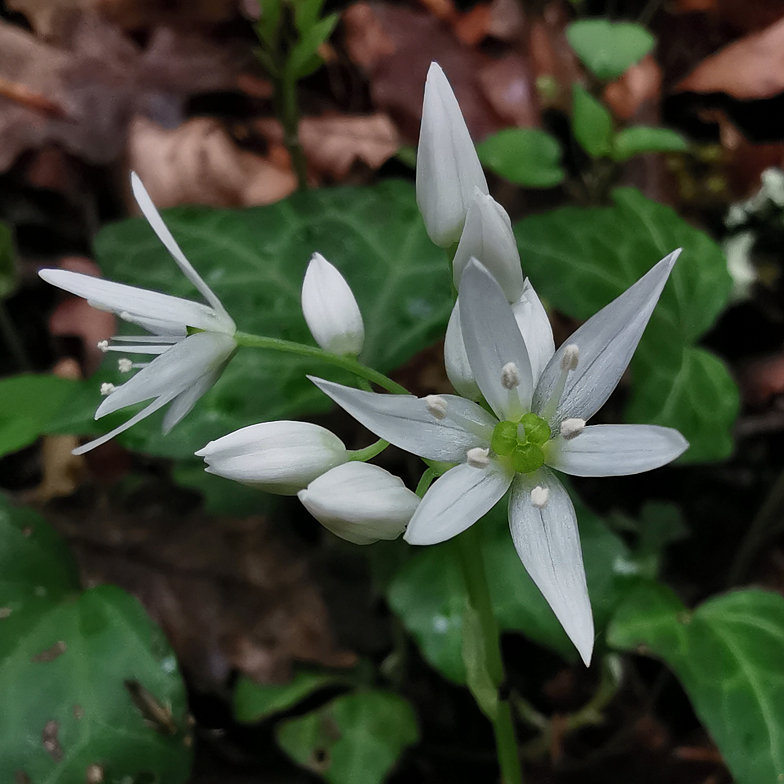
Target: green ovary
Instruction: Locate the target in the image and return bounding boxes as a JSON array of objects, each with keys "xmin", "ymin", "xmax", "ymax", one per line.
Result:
[{"xmin": 490, "ymin": 412, "xmax": 551, "ymax": 473}]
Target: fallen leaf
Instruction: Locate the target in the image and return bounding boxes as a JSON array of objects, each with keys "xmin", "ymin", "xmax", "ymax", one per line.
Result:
[
  {"xmin": 478, "ymin": 53, "xmax": 539, "ymax": 128},
  {"xmin": 672, "ymin": 0, "xmax": 784, "ymax": 35},
  {"xmin": 604, "ymin": 54, "xmax": 662, "ymax": 122},
  {"xmin": 484, "ymin": 0, "xmax": 525, "ymax": 42}
]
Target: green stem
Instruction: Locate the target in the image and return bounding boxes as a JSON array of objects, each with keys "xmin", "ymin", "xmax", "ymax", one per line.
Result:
[
  {"xmin": 348, "ymin": 438, "xmax": 389, "ymax": 462},
  {"xmin": 415, "ymin": 466, "xmax": 437, "ymax": 497},
  {"xmin": 455, "ymin": 526, "xmax": 523, "ymax": 784},
  {"xmin": 277, "ymin": 67, "xmax": 308, "ymax": 191},
  {"xmin": 234, "ymin": 331, "xmax": 409, "ymax": 395}
]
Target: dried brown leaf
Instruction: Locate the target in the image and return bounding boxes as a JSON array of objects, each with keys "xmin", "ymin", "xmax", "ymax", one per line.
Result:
[{"xmin": 604, "ymin": 54, "xmax": 662, "ymax": 122}]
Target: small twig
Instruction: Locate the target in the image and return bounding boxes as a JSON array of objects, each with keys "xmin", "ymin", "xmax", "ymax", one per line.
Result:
[{"xmin": 0, "ymin": 76, "xmax": 66, "ymax": 118}]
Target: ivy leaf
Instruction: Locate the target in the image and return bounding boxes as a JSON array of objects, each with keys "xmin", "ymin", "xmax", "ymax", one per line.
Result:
[
  {"xmin": 608, "ymin": 584, "xmax": 784, "ymax": 784},
  {"xmin": 567, "ymin": 20, "xmax": 655, "ymax": 81},
  {"xmin": 477, "ymin": 129, "xmax": 565, "ymax": 188},
  {"xmin": 572, "ymin": 85, "xmax": 614, "ymax": 158},
  {"xmin": 612, "ymin": 126, "xmax": 688, "ymax": 161}
]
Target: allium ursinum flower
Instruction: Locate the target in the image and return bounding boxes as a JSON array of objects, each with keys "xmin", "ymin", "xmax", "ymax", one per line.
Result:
[
  {"xmin": 196, "ymin": 421, "xmax": 349, "ymax": 495},
  {"xmin": 298, "ymin": 462, "xmax": 420, "ymax": 544},
  {"xmin": 309, "ymin": 254, "xmax": 688, "ymax": 664},
  {"xmin": 301, "ymin": 253, "xmax": 365, "ymax": 356},
  {"xmin": 38, "ymin": 173, "xmax": 236, "ymax": 455},
  {"xmin": 416, "ymin": 62, "xmax": 489, "ymax": 247}
]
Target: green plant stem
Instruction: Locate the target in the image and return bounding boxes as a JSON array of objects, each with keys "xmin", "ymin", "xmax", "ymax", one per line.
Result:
[
  {"xmin": 276, "ymin": 68, "xmax": 308, "ymax": 191},
  {"xmin": 415, "ymin": 466, "xmax": 437, "ymax": 497},
  {"xmin": 455, "ymin": 526, "xmax": 523, "ymax": 784},
  {"xmin": 348, "ymin": 438, "xmax": 389, "ymax": 462},
  {"xmin": 234, "ymin": 331, "xmax": 409, "ymax": 395}
]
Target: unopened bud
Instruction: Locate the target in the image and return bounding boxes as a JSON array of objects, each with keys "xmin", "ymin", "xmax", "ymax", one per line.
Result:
[
  {"xmin": 466, "ymin": 446, "xmax": 490, "ymax": 468},
  {"xmin": 425, "ymin": 394, "xmax": 448, "ymax": 420},
  {"xmin": 531, "ymin": 486, "xmax": 550, "ymax": 508},
  {"xmin": 560, "ymin": 418, "xmax": 586, "ymax": 440}
]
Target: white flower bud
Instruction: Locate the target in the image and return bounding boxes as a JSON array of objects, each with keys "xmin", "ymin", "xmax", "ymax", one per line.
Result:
[
  {"xmin": 453, "ymin": 191, "xmax": 524, "ymax": 301},
  {"xmin": 196, "ymin": 420, "xmax": 348, "ymax": 495},
  {"xmin": 444, "ymin": 300, "xmax": 482, "ymax": 401},
  {"xmin": 298, "ymin": 462, "xmax": 419, "ymax": 545},
  {"xmin": 416, "ymin": 62, "xmax": 488, "ymax": 247},
  {"xmin": 301, "ymin": 253, "xmax": 364, "ymax": 356}
]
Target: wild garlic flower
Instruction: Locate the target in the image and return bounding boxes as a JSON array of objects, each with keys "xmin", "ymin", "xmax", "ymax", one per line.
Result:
[
  {"xmin": 310, "ymin": 254, "xmax": 688, "ymax": 664},
  {"xmin": 39, "ymin": 173, "xmax": 236, "ymax": 455},
  {"xmin": 416, "ymin": 62, "xmax": 488, "ymax": 247}
]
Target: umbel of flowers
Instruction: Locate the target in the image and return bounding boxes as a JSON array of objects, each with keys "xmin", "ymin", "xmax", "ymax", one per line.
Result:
[{"xmin": 39, "ymin": 63, "xmax": 688, "ymax": 669}]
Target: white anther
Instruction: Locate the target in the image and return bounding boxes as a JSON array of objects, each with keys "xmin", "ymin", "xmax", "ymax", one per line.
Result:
[
  {"xmin": 560, "ymin": 417, "xmax": 586, "ymax": 440},
  {"xmin": 118, "ymin": 358, "xmax": 133, "ymax": 373},
  {"xmin": 560, "ymin": 344, "xmax": 580, "ymax": 371},
  {"xmin": 119, "ymin": 311, "xmax": 132, "ymax": 322},
  {"xmin": 100, "ymin": 382, "xmax": 116, "ymax": 396},
  {"xmin": 97, "ymin": 340, "xmax": 109, "ymax": 352},
  {"xmin": 501, "ymin": 362, "xmax": 520, "ymax": 390},
  {"xmin": 466, "ymin": 447, "xmax": 490, "ymax": 468},
  {"xmin": 531, "ymin": 486, "xmax": 550, "ymax": 508},
  {"xmin": 425, "ymin": 394, "xmax": 448, "ymax": 420}
]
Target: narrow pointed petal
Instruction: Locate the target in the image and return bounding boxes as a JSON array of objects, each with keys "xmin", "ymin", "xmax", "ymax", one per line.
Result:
[
  {"xmin": 416, "ymin": 62, "xmax": 488, "ymax": 247},
  {"xmin": 532, "ymin": 250, "xmax": 681, "ymax": 425},
  {"xmin": 509, "ymin": 469, "xmax": 594, "ymax": 665},
  {"xmin": 511, "ymin": 280, "xmax": 555, "ymax": 385},
  {"xmin": 162, "ymin": 369, "xmax": 222, "ymax": 433},
  {"xmin": 38, "ymin": 269, "xmax": 226, "ymax": 333},
  {"xmin": 309, "ymin": 377, "xmax": 496, "ymax": 462},
  {"xmin": 444, "ymin": 300, "xmax": 482, "ymax": 400},
  {"xmin": 404, "ymin": 460, "xmax": 513, "ymax": 545},
  {"xmin": 459, "ymin": 259, "xmax": 533, "ymax": 420},
  {"xmin": 130, "ymin": 172, "xmax": 234, "ymax": 328},
  {"xmin": 551, "ymin": 424, "xmax": 688, "ymax": 476}
]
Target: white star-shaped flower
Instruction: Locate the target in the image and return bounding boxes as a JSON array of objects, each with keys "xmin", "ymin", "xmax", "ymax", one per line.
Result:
[
  {"xmin": 309, "ymin": 252, "xmax": 688, "ymax": 664},
  {"xmin": 39, "ymin": 173, "xmax": 236, "ymax": 455}
]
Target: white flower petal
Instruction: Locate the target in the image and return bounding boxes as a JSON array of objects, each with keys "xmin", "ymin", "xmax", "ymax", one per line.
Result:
[
  {"xmin": 453, "ymin": 191, "xmax": 524, "ymax": 302},
  {"xmin": 199, "ymin": 421, "xmax": 348, "ymax": 495},
  {"xmin": 404, "ymin": 460, "xmax": 513, "ymax": 545},
  {"xmin": 508, "ymin": 469, "xmax": 594, "ymax": 665},
  {"xmin": 416, "ymin": 62, "xmax": 488, "ymax": 247},
  {"xmin": 532, "ymin": 250, "xmax": 680, "ymax": 425},
  {"xmin": 551, "ymin": 424, "xmax": 689, "ymax": 476},
  {"xmin": 444, "ymin": 301, "xmax": 482, "ymax": 400},
  {"xmin": 38, "ymin": 269, "xmax": 226, "ymax": 333},
  {"xmin": 298, "ymin": 462, "xmax": 418, "ymax": 544},
  {"xmin": 309, "ymin": 377, "xmax": 496, "ymax": 462},
  {"xmin": 511, "ymin": 280, "xmax": 555, "ymax": 385},
  {"xmin": 301, "ymin": 253, "xmax": 365, "ymax": 356},
  {"xmin": 130, "ymin": 172, "xmax": 234, "ymax": 329},
  {"xmin": 162, "ymin": 368, "xmax": 223, "ymax": 433},
  {"xmin": 459, "ymin": 259, "xmax": 533, "ymax": 420}
]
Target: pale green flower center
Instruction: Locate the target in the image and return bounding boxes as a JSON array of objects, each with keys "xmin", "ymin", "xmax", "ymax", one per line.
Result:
[{"xmin": 490, "ymin": 412, "xmax": 551, "ymax": 473}]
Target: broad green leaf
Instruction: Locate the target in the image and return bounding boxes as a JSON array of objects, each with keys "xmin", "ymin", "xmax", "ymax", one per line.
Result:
[
  {"xmin": 612, "ymin": 126, "xmax": 688, "ymax": 161},
  {"xmin": 52, "ymin": 182, "xmax": 451, "ymax": 459},
  {"xmin": 0, "ymin": 499, "xmax": 192, "ymax": 784},
  {"xmin": 567, "ymin": 20, "xmax": 655, "ymax": 81},
  {"xmin": 608, "ymin": 584, "xmax": 784, "ymax": 784},
  {"xmin": 572, "ymin": 84, "xmax": 614, "ymax": 158},
  {"xmin": 0, "ymin": 374, "xmax": 78, "ymax": 458},
  {"xmin": 0, "ymin": 221, "xmax": 15, "ymax": 298},
  {"xmin": 477, "ymin": 128, "xmax": 565, "ymax": 188},
  {"xmin": 388, "ymin": 490, "xmax": 640, "ymax": 682},
  {"xmin": 276, "ymin": 691, "xmax": 418, "ymax": 784},
  {"xmin": 234, "ymin": 671, "xmax": 343, "ymax": 722}
]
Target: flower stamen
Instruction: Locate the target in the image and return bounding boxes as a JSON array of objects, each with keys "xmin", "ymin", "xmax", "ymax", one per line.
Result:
[
  {"xmin": 425, "ymin": 394, "xmax": 448, "ymax": 420},
  {"xmin": 466, "ymin": 446, "xmax": 490, "ymax": 468},
  {"xmin": 100, "ymin": 382, "xmax": 116, "ymax": 396},
  {"xmin": 118, "ymin": 358, "xmax": 133, "ymax": 373},
  {"xmin": 531, "ymin": 486, "xmax": 549, "ymax": 508},
  {"xmin": 501, "ymin": 361, "xmax": 521, "ymax": 390},
  {"xmin": 560, "ymin": 418, "xmax": 585, "ymax": 440}
]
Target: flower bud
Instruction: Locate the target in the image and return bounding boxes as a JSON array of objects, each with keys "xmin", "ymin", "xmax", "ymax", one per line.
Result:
[
  {"xmin": 444, "ymin": 300, "xmax": 482, "ymax": 400},
  {"xmin": 196, "ymin": 421, "xmax": 348, "ymax": 495},
  {"xmin": 298, "ymin": 462, "xmax": 419, "ymax": 545},
  {"xmin": 416, "ymin": 62, "xmax": 488, "ymax": 247},
  {"xmin": 302, "ymin": 253, "xmax": 364, "ymax": 356},
  {"xmin": 453, "ymin": 191, "xmax": 524, "ymax": 302}
]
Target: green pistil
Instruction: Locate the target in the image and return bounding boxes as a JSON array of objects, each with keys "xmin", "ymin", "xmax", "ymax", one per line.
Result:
[{"xmin": 491, "ymin": 412, "xmax": 551, "ymax": 473}]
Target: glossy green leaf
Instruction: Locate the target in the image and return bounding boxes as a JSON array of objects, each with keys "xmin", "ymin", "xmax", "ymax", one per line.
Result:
[
  {"xmin": 515, "ymin": 187, "xmax": 736, "ymax": 461},
  {"xmin": 234, "ymin": 671, "xmax": 343, "ymax": 723},
  {"xmin": 608, "ymin": 584, "xmax": 784, "ymax": 784},
  {"xmin": 572, "ymin": 84, "xmax": 614, "ymax": 157},
  {"xmin": 51, "ymin": 182, "xmax": 451, "ymax": 458},
  {"xmin": 0, "ymin": 374, "xmax": 78, "ymax": 458},
  {"xmin": 388, "ymin": 490, "xmax": 640, "ymax": 682},
  {"xmin": 0, "ymin": 221, "xmax": 15, "ymax": 298},
  {"xmin": 567, "ymin": 20, "xmax": 655, "ymax": 81},
  {"xmin": 477, "ymin": 128, "xmax": 565, "ymax": 188},
  {"xmin": 612, "ymin": 126, "xmax": 688, "ymax": 161},
  {"xmin": 276, "ymin": 691, "xmax": 418, "ymax": 784}
]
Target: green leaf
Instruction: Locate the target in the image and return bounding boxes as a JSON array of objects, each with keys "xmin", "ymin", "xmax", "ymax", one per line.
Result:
[
  {"xmin": 0, "ymin": 498, "xmax": 192, "ymax": 784},
  {"xmin": 476, "ymin": 128, "xmax": 565, "ymax": 188},
  {"xmin": 612, "ymin": 126, "xmax": 688, "ymax": 161},
  {"xmin": 572, "ymin": 84, "xmax": 614, "ymax": 158},
  {"xmin": 53, "ymin": 182, "xmax": 451, "ymax": 459},
  {"xmin": 514, "ymin": 187, "xmax": 736, "ymax": 462},
  {"xmin": 288, "ymin": 13, "xmax": 337, "ymax": 78},
  {"xmin": 567, "ymin": 19, "xmax": 655, "ymax": 81},
  {"xmin": 234, "ymin": 671, "xmax": 343, "ymax": 722},
  {"xmin": 0, "ymin": 374, "xmax": 78, "ymax": 458},
  {"xmin": 255, "ymin": 0, "xmax": 282, "ymax": 46},
  {"xmin": 276, "ymin": 691, "xmax": 418, "ymax": 784},
  {"xmin": 0, "ymin": 221, "xmax": 16, "ymax": 299},
  {"xmin": 608, "ymin": 584, "xmax": 784, "ymax": 784},
  {"xmin": 388, "ymin": 490, "xmax": 640, "ymax": 682}
]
